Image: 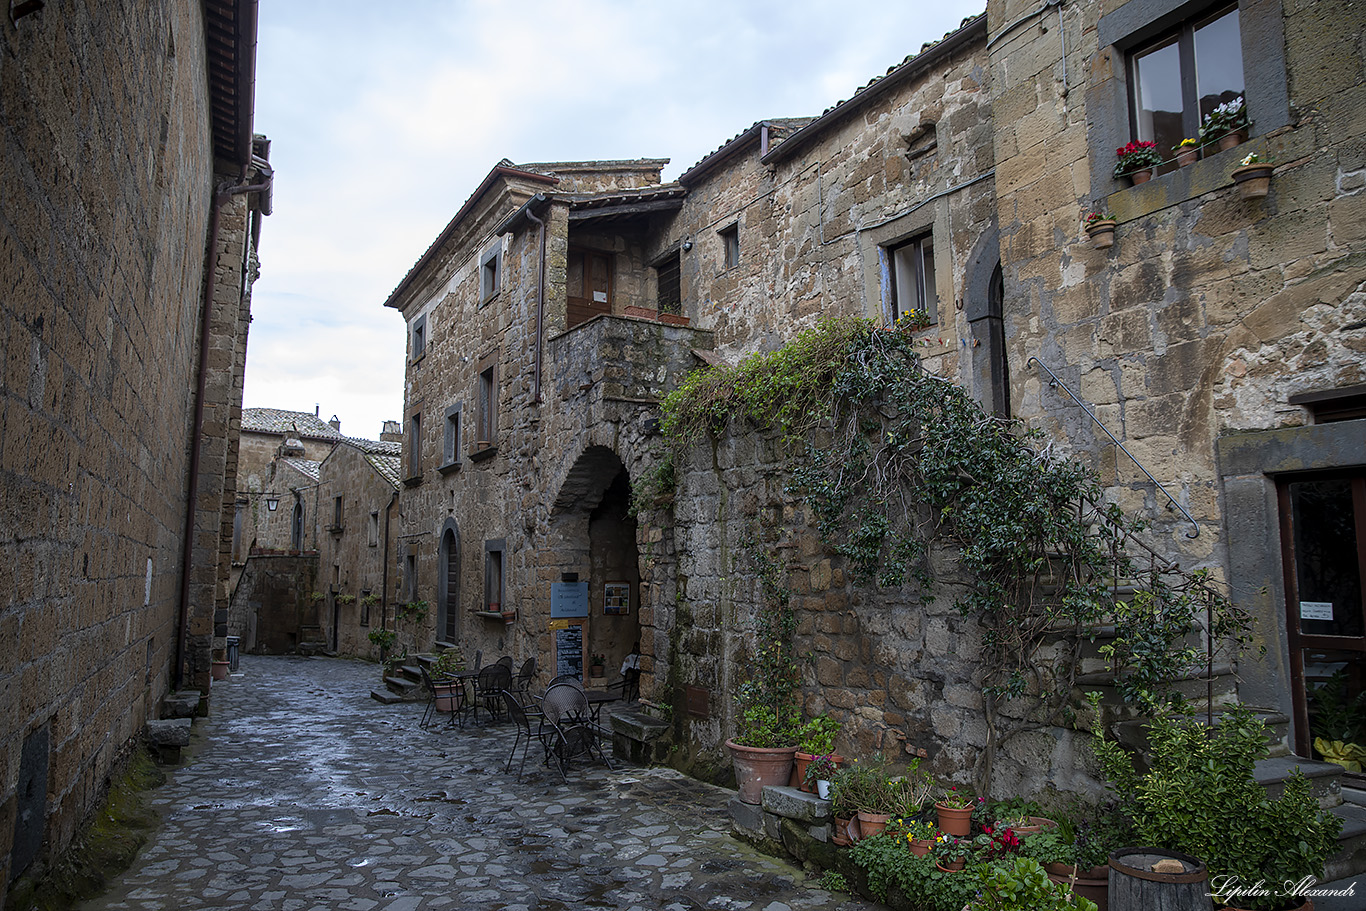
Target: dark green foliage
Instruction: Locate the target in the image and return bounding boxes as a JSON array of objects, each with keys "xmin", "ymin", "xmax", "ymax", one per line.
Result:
[
  {"xmin": 965, "ymin": 857, "xmax": 1098, "ymax": 911},
  {"xmin": 732, "ymin": 547, "xmax": 803, "ymax": 747},
  {"xmin": 1091, "ymin": 702, "xmax": 1342, "ymax": 911},
  {"xmin": 655, "ymin": 317, "xmax": 1250, "ymax": 743},
  {"xmin": 849, "ymin": 833, "xmax": 981, "ymax": 911}
]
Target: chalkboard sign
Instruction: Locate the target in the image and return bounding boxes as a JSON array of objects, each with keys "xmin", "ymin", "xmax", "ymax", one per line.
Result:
[
  {"xmin": 555, "ymin": 623, "xmax": 584, "ymax": 678},
  {"xmin": 551, "ymin": 581, "xmax": 589, "ymax": 618}
]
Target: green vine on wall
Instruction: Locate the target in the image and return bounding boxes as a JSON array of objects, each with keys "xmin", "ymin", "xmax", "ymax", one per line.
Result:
[{"xmin": 656, "ymin": 316, "xmax": 1251, "ymax": 789}]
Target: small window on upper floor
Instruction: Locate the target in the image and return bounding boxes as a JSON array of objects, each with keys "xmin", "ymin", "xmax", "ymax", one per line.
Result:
[
  {"xmin": 480, "ymin": 245, "xmax": 501, "ymax": 304},
  {"xmin": 477, "ymin": 366, "xmax": 497, "ymax": 448},
  {"xmin": 332, "ymin": 495, "xmax": 343, "ymax": 529},
  {"xmin": 719, "ymin": 223, "xmax": 739, "ymax": 270},
  {"xmin": 1129, "ymin": 4, "xmax": 1243, "ymax": 170},
  {"xmin": 441, "ymin": 402, "xmax": 462, "ymax": 471},
  {"xmin": 407, "ymin": 412, "xmax": 422, "ymax": 481},
  {"xmin": 411, "ymin": 313, "xmax": 427, "ymax": 361},
  {"xmin": 887, "ymin": 234, "xmax": 938, "ymax": 326},
  {"xmin": 368, "ymin": 511, "xmax": 380, "ymax": 547},
  {"xmin": 655, "ymin": 251, "xmax": 682, "ymax": 316}
]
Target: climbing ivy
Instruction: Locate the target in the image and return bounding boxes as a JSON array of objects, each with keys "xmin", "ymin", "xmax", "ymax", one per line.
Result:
[{"xmin": 656, "ymin": 316, "xmax": 1251, "ymax": 786}]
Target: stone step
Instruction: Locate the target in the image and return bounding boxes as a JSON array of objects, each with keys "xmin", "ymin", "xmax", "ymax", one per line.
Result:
[
  {"xmin": 383, "ymin": 675, "xmax": 419, "ymax": 697},
  {"xmin": 369, "ymin": 688, "xmax": 404, "ymax": 705},
  {"xmin": 397, "ymin": 664, "xmax": 424, "ymax": 684},
  {"xmin": 1254, "ymin": 756, "xmax": 1344, "ymax": 810},
  {"xmin": 1325, "ymin": 802, "xmax": 1366, "ymax": 883}
]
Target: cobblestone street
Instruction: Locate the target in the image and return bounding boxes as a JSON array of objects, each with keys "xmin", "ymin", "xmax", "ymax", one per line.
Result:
[{"xmin": 78, "ymin": 656, "xmax": 874, "ymax": 911}]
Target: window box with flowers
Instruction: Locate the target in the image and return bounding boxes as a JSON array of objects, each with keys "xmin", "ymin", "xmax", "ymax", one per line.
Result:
[{"xmin": 1112, "ymin": 141, "xmax": 1163, "ymax": 185}]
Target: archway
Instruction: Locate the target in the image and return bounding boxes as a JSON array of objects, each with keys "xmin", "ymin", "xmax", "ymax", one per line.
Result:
[
  {"xmin": 548, "ymin": 446, "xmax": 642, "ymax": 684},
  {"xmin": 437, "ymin": 519, "xmax": 461, "ymax": 644}
]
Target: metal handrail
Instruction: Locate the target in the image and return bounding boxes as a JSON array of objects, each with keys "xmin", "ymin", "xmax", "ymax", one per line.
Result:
[{"xmin": 1027, "ymin": 357, "xmax": 1199, "ymax": 538}]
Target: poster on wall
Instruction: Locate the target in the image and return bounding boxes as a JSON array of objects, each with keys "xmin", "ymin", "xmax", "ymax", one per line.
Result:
[
  {"xmin": 604, "ymin": 581, "xmax": 630, "ymax": 615},
  {"xmin": 554, "ymin": 622, "xmax": 584, "ymax": 678}
]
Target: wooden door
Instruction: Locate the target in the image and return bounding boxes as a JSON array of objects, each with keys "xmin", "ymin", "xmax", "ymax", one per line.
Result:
[{"xmin": 567, "ymin": 248, "xmax": 612, "ymax": 329}]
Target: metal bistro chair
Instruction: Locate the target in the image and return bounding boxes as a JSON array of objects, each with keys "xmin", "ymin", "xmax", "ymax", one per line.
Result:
[
  {"xmin": 541, "ymin": 683, "xmax": 614, "ymax": 778},
  {"xmin": 470, "ymin": 662, "xmax": 512, "ymax": 725},
  {"xmin": 502, "ymin": 689, "xmax": 542, "ymax": 782},
  {"xmin": 548, "ymin": 674, "xmax": 586, "ymax": 692},
  {"xmin": 513, "ymin": 656, "xmax": 538, "ymax": 702}
]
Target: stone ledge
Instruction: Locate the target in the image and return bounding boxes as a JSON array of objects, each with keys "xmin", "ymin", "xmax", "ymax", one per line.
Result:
[
  {"xmin": 761, "ymin": 785, "xmax": 832, "ymax": 823},
  {"xmin": 161, "ymin": 691, "xmax": 202, "ymax": 719}
]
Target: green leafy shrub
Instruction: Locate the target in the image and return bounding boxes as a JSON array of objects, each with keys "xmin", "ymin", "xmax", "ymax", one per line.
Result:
[
  {"xmin": 966, "ymin": 856, "xmax": 1097, "ymax": 911},
  {"xmin": 848, "ymin": 833, "xmax": 979, "ymax": 911},
  {"xmin": 1092, "ymin": 701, "xmax": 1341, "ymax": 911},
  {"xmin": 796, "ymin": 714, "xmax": 841, "ymax": 755}
]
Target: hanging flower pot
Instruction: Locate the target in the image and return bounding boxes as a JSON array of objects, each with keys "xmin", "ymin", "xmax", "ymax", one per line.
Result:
[
  {"xmin": 1085, "ymin": 219, "xmax": 1116, "ymax": 249},
  {"xmin": 1231, "ymin": 158, "xmax": 1274, "ymax": 199},
  {"xmin": 1218, "ymin": 128, "xmax": 1248, "ymax": 152}
]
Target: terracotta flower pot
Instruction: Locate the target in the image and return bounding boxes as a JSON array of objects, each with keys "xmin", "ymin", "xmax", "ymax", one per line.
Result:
[
  {"xmin": 909, "ymin": 837, "xmax": 933, "ymax": 857},
  {"xmin": 1128, "ymin": 168, "xmax": 1154, "ymax": 185},
  {"xmin": 856, "ymin": 810, "xmax": 891, "ymax": 839},
  {"xmin": 211, "ymin": 660, "xmax": 230, "ymax": 681},
  {"xmin": 726, "ymin": 739, "xmax": 796, "ymax": 805},
  {"xmin": 1218, "ymin": 128, "xmax": 1248, "ymax": 151},
  {"xmin": 792, "ymin": 751, "xmax": 815, "ymax": 791},
  {"xmin": 1176, "ymin": 147, "xmax": 1199, "ymax": 167},
  {"xmin": 1085, "ymin": 220, "xmax": 1116, "ymax": 249},
  {"xmin": 1046, "ymin": 863, "xmax": 1110, "ymax": 911},
  {"xmin": 935, "ymin": 803, "xmax": 973, "ymax": 837},
  {"xmin": 1231, "ymin": 163, "xmax": 1274, "ymax": 199},
  {"xmin": 936, "ymin": 859, "xmax": 966, "ymax": 872},
  {"xmin": 832, "ymin": 815, "xmax": 854, "ymax": 846},
  {"xmin": 1010, "ymin": 816, "xmax": 1058, "ymax": 837}
]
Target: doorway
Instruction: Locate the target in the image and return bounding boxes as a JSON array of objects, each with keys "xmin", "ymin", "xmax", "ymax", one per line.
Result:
[
  {"xmin": 438, "ymin": 520, "xmax": 461, "ymax": 643},
  {"xmin": 567, "ymin": 248, "xmax": 612, "ymax": 329},
  {"xmin": 1280, "ymin": 471, "xmax": 1366, "ymax": 761}
]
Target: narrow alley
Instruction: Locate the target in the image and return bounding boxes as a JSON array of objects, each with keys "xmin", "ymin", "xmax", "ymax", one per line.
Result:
[{"xmin": 77, "ymin": 657, "xmax": 873, "ymax": 911}]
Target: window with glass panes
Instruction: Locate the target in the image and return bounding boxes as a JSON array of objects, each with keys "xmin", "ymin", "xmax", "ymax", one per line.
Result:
[{"xmin": 1130, "ymin": 4, "xmax": 1243, "ymax": 169}]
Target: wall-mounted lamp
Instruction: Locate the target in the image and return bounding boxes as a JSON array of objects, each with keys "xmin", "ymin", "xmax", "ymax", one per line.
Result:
[
  {"xmin": 266, "ymin": 496, "xmax": 279, "ymax": 511},
  {"xmin": 682, "ymin": 241, "xmax": 693, "ymax": 252}
]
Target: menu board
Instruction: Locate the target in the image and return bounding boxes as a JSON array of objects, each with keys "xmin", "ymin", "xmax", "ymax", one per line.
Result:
[
  {"xmin": 551, "ymin": 581, "xmax": 589, "ymax": 618},
  {"xmin": 555, "ymin": 623, "xmax": 584, "ymax": 678}
]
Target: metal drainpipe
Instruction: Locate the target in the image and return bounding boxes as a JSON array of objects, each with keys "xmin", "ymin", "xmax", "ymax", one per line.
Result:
[
  {"xmin": 525, "ymin": 205, "xmax": 547, "ymax": 403},
  {"xmin": 381, "ymin": 491, "xmax": 397, "ymax": 630},
  {"xmin": 175, "ymin": 176, "xmax": 273, "ymax": 689}
]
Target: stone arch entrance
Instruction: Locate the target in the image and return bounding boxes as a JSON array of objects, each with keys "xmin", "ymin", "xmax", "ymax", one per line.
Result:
[
  {"xmin": 437, "ymin": 518, "xmax": 461, "ymax": 643},
  {"xmin": 548, "ymin": 446, "xmax": 642, "ymax": 682}
]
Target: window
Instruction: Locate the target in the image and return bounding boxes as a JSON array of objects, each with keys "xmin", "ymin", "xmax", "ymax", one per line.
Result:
[
  {"xmin": 1129, "ymin": 4, "xmax": 1243, "ymax": 166},
  {"xmin": 411, "ymin": 313, "xmax": 427, "ymax": 361},
  {"xmin": 441, "ymin": 402, "xmax": 462, "ymax": 470},
  {"xmin": 291, "ymin": 500, "xmax": 304, "ymax": 551},
  {"xmin": 888, "ymin": 234, "xmax": 938, "ymax": 324},
  {"xmin": 407, "ymin": 412, "xmax": 422, "ymax": 480},
  {"xmin": 404, "ymin": 550, "xmax": 418, "ymax": 602},
  {"xmin": 368, "ymin": 510, "xmax": 380, "ymax": 547},
  {"xmin": 484, "ymin": 539, "xmax": 505, "ymax": 612},
  {"xmin": 332, "ymin": 495, "xmax": 343, "ymax": 530},
  {"xmin": 360, "ymin": 588, "xmax": 371, "ymax": 626},
  {"xmin": 719, "ymin": 223, "xmax": 739, "ymax": 269},
  {"xmin": 477, "ymin": 366, "xmax": 497, "ymax": 446},
  {"xmin": 480, "ymin": 244, "xmax": 501, "ymax": 303},
  {"xmin": 567, "ymin": 248, "xmax": 612, "ymax": 328},
  {"xmin": 655, "ymin": 251, "xmax": 681, "ymax": 316}
]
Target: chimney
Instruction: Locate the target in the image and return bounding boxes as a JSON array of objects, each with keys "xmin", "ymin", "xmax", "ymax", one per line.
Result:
[
  {"xmin": 380, "ymin": 420, "xmax": 403, "ymax": 443},
  {"xmin": 315, "ymin": 404, "xmax": 320, "ymax": 416},
  {"xmin": 329, "ymin": 415, "xmax": 341, "ymax": 432}
]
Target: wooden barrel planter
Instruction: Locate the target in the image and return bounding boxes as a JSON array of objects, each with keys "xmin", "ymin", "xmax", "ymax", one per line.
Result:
[{"xmin": 1109, "ymin": 848, "xmax": 1212, "ymax": 911}]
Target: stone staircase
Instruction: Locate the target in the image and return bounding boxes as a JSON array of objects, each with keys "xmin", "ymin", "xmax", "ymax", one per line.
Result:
[{"xmin": 370, "ymin": 652, "xmax": 439, "ymax": 704}]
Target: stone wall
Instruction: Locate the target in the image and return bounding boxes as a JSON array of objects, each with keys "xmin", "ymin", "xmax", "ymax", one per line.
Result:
[
  {"xmin": 0, "ymin": 1, "xmax": 214, "ymax": 895},
  {"xmin": 229, "ymin": 555, "xmax": 319, "ymax": 656}
]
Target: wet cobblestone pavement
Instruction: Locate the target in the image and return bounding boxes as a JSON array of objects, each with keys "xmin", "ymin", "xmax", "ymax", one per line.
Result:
[{"xmin": 80, "ymin": 656, "xmax": 876, "ymax": 911}]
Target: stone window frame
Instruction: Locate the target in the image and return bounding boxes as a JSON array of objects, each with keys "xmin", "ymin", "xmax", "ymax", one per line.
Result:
[
  {"xmin": 410, "ymin": 312, "xmax": 427, "ymax": 363},
  {"xmin": 651, "ymin": 246, "xmax": 683, "ymax": 316},
  {"xmin": 479, "ymin": 243, "xmax": 501, "ymax": 305},
  {"xmin": 1090, "ymin": 0, "xmax": 1289, "ymax": 203},
  {"xmin": 368, "ymin": 510, "xmax": 380, "ymax": 547},
  {"xmin": 718, "ymin": 222, "xmax": 740, "ymax": 271},
  {"xmin": 857, "ymin": 201, "xmax": 944, "ymax": 329},
  {"xmin": 1216, "ymin": 419, "xmax": 1366, "ymax": 742},
  {"xmin": 471, "ymin": 351, "xmax": 499, "ymax": 462},
  {"xmin": 360, "ymin": 588, "xmax": 372, "ymax": 626},
  {"xmin": 403, "ymin": 548, "xmax": 418, "ymax": 603},
  {"xmin": 439, "ymin": 402, "xmax": 463, "ymax": 474},
  {"xmin": 484, "ymin": 538, "xmax": 506, "ymax": 612}
]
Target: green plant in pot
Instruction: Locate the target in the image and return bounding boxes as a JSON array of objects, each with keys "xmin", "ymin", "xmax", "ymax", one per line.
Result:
[
  {"xmin": 793, "ymin": 714, "xmax": 842, "ymax": 791},
  {"xmin": 966, "ymin": 856, "xmax": 1098, "ymax": 911},
  {"xmin": 431, "ymin": 647, "xmax": 466, "ymax": 679},
  {"xmin": 1092, "ymin": 698, "xmax": 1341, "ymax": 911}
]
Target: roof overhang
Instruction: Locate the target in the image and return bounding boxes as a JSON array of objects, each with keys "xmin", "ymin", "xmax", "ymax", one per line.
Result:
[{"xmin": 205, "ymin": 0, "xmax": 259, "ymax": 173}]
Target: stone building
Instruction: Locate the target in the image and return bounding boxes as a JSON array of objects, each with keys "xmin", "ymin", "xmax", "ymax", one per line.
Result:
[
  {"xmin": 0, "ymin": 0, "xmax": 268, "ymax": 900},
  {"xmin": 228, "ymin": 408, "xmax": 402, "ymax": 658},
  {"xmin": 385, "ymin": 0, "xmax": 1364, "ymax": 824}
]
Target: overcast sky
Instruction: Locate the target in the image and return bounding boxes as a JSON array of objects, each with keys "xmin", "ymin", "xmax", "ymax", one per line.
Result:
[{"xmin": 243, "ymin": 0, "xmax": 988, "ymax": 441}]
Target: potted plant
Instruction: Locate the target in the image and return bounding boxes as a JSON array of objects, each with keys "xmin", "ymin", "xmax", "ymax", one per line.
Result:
[
  {"xmin": 1024, "ymin": 808, "xmax": 1133, "ymax": 911},
  {"xmin": 727, "ymin": 595, "xmax": 802, "ymax": 804},
  {"xmin": 1231, "ymin": 152, "xmax": 1275, "ymax": 199},
  {"xmin": 828, "ymin": 763, "xmax": 866, "ymax": 845},
  {"xmin": 1200, "ymin": 95, "xmax": 1249, "ymax": 151},
  {"xmin": 1092, "ymin": 701, "xmax": 1341, "ymax": 911},
  {"xmin": 804, "ymin": 754, "xmax": 840, "ymax": 799},
  {"xmin": 1112, "ymin": 141, "xmax": 1163, "ymax": 185},
  {"xmin": 793, "ymin": 714, "xmax": 842, "ymax": 792},
  {"xmin": 965, "ymin": 856, "xmax": 1099, "ymax": 911},
  {"xmin": 1083, "ymin": 210, "xmax": 1117, "ymax": 249},
  {"xmin": 935, "ymin": 787, "xmax": 978, "ymax": 837},
  {"xmin": 367, "ymin": 627, "xmax": 397, "ymax": 671},
  {"xmin": 890, "ymin": 817, "xmax": 938, "ymax": 857},
  {"xmin": 932, "ymin": 833, "xmax": 971, "ymax": 872},
  {"xmin": 1175, "ymin": 137, "xmax": 1200, "ymax": 167},
  {"xmin": 589, "ymin": 653, "xmax": 606, "ymax": 678}
]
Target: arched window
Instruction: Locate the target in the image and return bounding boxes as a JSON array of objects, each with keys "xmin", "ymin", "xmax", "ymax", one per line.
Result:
[
  {"xmin": 291, "ymin": 500, "xmax": 304, "ymax": 551},
  {"xmin": 438, "ymin": 521, "xmax": 460, "ymax": 642}
]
